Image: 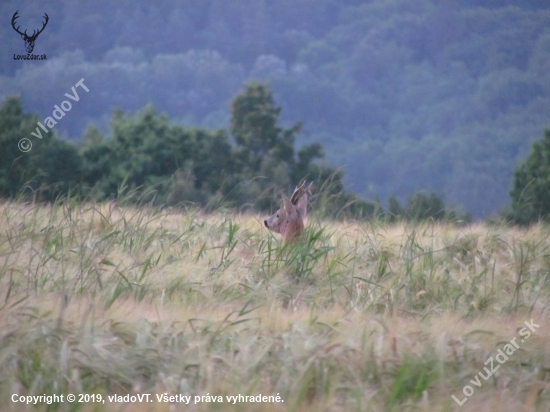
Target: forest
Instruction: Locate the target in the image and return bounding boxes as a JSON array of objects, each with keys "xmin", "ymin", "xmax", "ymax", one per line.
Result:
[{"xmin": 1, "ymin": 0, "xmax": 550, "ymax": 217}]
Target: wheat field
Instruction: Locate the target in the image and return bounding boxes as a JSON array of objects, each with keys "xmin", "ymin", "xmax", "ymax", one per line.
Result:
[{"xmin": 0, "ymin": 199, "xmax": 548, "ymax": 411}]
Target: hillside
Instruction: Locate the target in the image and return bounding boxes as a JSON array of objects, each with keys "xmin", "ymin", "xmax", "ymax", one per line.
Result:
[{"xmin": 1, "ymin": 0, "xmax": 550, "ymax": 215}]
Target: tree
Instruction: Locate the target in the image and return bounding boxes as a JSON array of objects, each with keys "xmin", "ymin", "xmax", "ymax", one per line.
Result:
[
  {"xmin": 0, "ymin": 96, "xmax": 35, "ymax": 197},
  {"xmin": 79, "ymin": 104, "xmax": 236, "ymax": 204},
  {"xmin": 230, "ymin": 82, "xmax": 323, "ymax": 209},
  {"xmin": 229, "ymin": 81, "xmax": 379, "ymax": 217},
  {"xmin": 230, "ymin": 81, "xmax": 301, "ymax": 174},
  {"xmin": 510, "ymin": 129, "xmax": 550, "ymax": 224},
  {"xmin": 385, "ymin": 191, "xmax": 468, "ymax": 223},
  {"xmin": 0, "ymin": 96, "xmax": 81, "ymax": 200},
  {"xmin": 405, "ymin": 191, "xmax": 446, "ymax": 221}
]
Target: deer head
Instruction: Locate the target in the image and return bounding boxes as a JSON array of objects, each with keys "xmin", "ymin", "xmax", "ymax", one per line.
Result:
[
  {"xmin": 12, "ymin": 11, "xmax": 49, "ymax": 54},
  {"xmin": 264, "ymin": 181, "xmax": 312, "ymax": 244}
]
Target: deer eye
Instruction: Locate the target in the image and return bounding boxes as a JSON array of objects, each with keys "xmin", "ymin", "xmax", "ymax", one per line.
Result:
[{"xmin": 276, "ymin": 214, "xmax": 279, "ymax": 218}]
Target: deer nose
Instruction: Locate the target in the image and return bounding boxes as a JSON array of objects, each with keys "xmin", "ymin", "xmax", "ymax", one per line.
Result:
[{"xmin": 264, "ymin": 220, "xmax": 269, "ymax": 228}]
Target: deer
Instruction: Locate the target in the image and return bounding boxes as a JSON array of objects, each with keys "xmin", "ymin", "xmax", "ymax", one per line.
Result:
[
  {"xmin": 264, "ymin": 181, "xmax": 312, "ymax": 244},
  {"xmin": 11, "ymin": 11, "xmax": 49, "ymax": 54}
]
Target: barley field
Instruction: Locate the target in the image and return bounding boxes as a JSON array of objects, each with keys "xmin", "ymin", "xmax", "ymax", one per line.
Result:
[{"xmin": 0, "ymin": 199, "xmax": 548, "ymax": 411}]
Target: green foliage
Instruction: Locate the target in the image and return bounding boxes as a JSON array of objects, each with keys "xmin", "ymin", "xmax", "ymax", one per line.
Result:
[
  {"xmin": 0, "ymin": 96, "xmax": 81, "ymax": 201},
  {"xmin": 388, "ymin": 195, "xmax": 403, "ymax": 221},
  {"xmin": 387, "ymin": 191, "xmax": 470, "ymax": 223},
  {"xmin": 0, "ymin": 88, "xmax": 374, "ymax": 219},
  {"xmin": 225, "ymin": 82, "xmax": 378, "ymax": 217},
  {"xmin": 229, "ymin": 82, "xmax": 331, "ymax": 210},
  {"xmin": 510, "ymin": 129, "xmax": 550, "ymax": 224},
  {"xmin": 231, "ymin": 82, "xmax": 298, "ymax": 171},
  {"xmin": 77, "ymin": 83, "xmax": 345, "ymax": 212},
  {"xmin": 405, "ymin": 192, "xmax": 446, "ymax": 221},
  {"xmin": 0, "ymin": 90, "xmax": 360, "ymax": 217},
  {"xmin": 0, "ymin": 91, "xmax": 468, "ymax": 223},
  {"xmin": 0, "ymin": 96, "xmax": 35, "ymax": 197},
  {"xmin": 79, "ymin": 104, "xmax": 235, "ymax": 204},
  {"xmin": 387, "ymin": 355, "xmax": 438, "ymax": 408}
]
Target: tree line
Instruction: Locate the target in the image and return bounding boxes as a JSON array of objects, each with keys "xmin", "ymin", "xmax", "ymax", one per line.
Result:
[{"xmin": 1, "ymin": 82, "xmax": 480, "ymax": 223}]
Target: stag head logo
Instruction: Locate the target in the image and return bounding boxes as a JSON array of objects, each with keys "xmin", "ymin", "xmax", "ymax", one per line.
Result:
[{"xmin": 11, "ymin": 11, "xmax": 49, "ymax": 54}]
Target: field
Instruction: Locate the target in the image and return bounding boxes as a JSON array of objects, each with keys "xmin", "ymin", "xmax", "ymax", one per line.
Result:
[{"xmin": 0, "ymin": 199, "xmax": 548, "ymax": 411}]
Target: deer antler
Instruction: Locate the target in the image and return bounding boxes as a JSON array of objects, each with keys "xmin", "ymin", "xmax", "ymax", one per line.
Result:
[
  {"xmin": 11, "ymin": 11, "xmax": 49, "ymax": 40},
  {"xmin": 25, "ymin": 13, "xmax": 50, "ymax": 39},
  {"xmin": 11, "ymin": 11, "xmax": 25, "ymax": 36},
  {"xmin": 32, "ymin": 13, "xmax": 49, "ymax": 39},
  {"xmin": 290, "ymin": 180, "xmax": 312, "ymax": 205}
]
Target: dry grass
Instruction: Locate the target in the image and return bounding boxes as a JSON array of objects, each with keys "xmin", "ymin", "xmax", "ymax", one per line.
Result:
[{"xmin": 0, "ymin": 200, "xmax": 549, "ymax": 411}]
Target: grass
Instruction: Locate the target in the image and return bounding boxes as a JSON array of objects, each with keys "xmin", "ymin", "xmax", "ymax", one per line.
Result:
[{"xmin": 0, "ymin": 199, "xmax": 549, "ymax": 411}]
